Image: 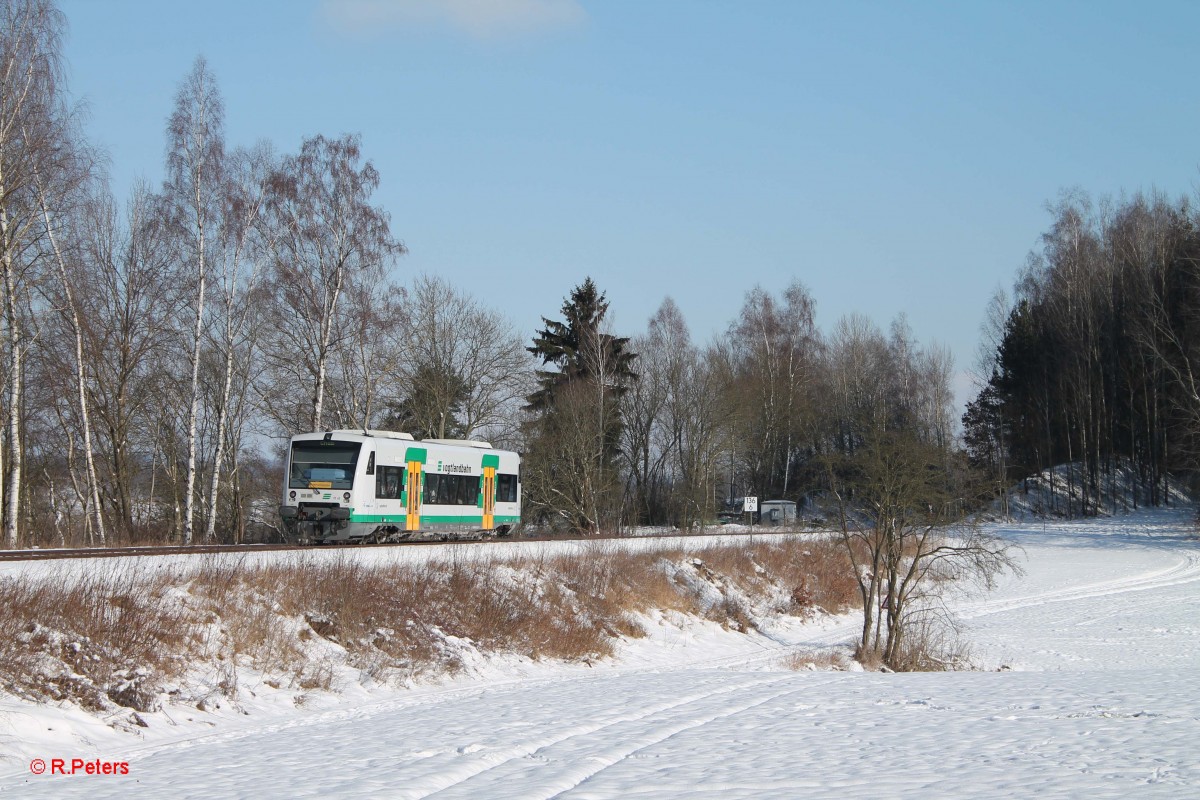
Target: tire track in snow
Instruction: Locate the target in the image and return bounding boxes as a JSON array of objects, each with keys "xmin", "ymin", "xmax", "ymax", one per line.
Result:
[
  {"xmin": 525, "ymin": 682, "xmax": 815, "ymax": 800},
  {"xmin": 405, "ymin": 673, "xmax": 825, "ymax": 799},
  {"xmin": 0, "ymin": 676, "xmax": 544, "ymax": 785},
  {"xmin": 955, "ymin": 551, "xmax": 1200, "ymax": 621}
]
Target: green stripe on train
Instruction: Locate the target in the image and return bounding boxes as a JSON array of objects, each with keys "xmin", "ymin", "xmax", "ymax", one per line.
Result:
[{"xmin": 349, "ymin": 513, "xmax": 520, "ymax": 525}]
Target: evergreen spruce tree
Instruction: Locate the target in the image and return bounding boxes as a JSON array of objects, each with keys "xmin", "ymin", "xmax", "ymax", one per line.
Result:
[
  {"xmin": 526, "ymin": 277, "xmax": 636, "ymax": 413},
  {"xmin": 523, "ymin": 278, "xmax": 637, "ymax": 532}
]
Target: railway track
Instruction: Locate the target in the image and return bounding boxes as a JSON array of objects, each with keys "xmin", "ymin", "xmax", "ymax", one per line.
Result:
[
  {"xmin": 0, "ymin": 538, "xmax": 507, "ymax": 562},
  {"xmin": 0, "ymin": 527, "xmax": 799, "ymax": 562}
]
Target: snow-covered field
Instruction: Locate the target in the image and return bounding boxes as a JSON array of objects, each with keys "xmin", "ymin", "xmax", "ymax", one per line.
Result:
[{"xmin": 2, "ymin": 507, "xmax": 1197, "ymax": 798}]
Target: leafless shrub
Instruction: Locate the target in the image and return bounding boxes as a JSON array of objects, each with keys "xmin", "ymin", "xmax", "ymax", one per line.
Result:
[
  {"xmin": 781, "ymin": 648, "xmax": 852, "ymax": 671},
  {"xmin": 883, "ymin": 614, "xmax": 972, "ymax": 673}
]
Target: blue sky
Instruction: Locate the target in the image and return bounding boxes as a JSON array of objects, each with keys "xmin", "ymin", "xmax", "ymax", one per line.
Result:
[{"xmin": 59, "ymin": 0, "xmax": 1200, "ymax": 405}]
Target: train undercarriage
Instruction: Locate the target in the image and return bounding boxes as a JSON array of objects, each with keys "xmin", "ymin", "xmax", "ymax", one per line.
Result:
[{"xmin": 279, "ymin": 502, "xmax": 512, "ymax": 545}]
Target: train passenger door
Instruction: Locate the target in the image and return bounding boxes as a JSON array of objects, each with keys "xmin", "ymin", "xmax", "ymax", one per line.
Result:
[
  {"xmin": 482, "ymin": 467, "xmax": 496, "ymax": 529},
  {"xmin": 405, "ymin": 462, "xmax": 422, "ymax": 531},
  {"xmin": 405, "ymin": 447, "xmax": 427, "ymax": 531},
  {"xmin": 481, "ymin": 454, "xmax": 499, "ymax": 530}
]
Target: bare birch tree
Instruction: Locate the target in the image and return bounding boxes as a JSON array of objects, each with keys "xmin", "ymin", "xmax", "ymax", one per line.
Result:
[
  {"xmin": 163, "ymin": 56, "xmax": 224, "ymax": 544},
  {"xmin": 202, "ymin": 143, "xmax": 273, "ymax": 542},
  {"xmin": 388, "ymin": 274, "xmax": 530, "ymax": 439},
  {"xmin": 261, "ymin": 133, "xmax": 403, "ymax": 434},
  {"xmin": 28, "ymin": 116, "xmax": 105, "ymax": 543},
  {"xmin": 623, "ymin": 297, "xmax": 726, "ymax": 529},
  {"xmin": 78, "ymin": 182, "xmax": 179, "ymax": 537},
  {"xmin": 0, "ymin": 0, "xmax": 67, "ymax": 546},
  {"xmin": 724, "ymin": 282, "xmax": 819, "ymax": 500}
]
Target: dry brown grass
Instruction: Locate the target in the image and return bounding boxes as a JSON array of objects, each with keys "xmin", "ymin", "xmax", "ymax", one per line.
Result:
[
  {"xmin": 0, "ymin": 535, "xmax": 864, "ymax": 709},
  {"xmin": 687, "ymin": 537, "xmax": 859, "ymax": 616},
  {"xmin": 0, "ymin": 566, "xmax": 191, "ymax": 711}
]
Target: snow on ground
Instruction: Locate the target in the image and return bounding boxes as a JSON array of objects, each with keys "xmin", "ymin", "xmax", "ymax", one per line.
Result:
[
  {"xmin": 1, "ymin": 507, "xmax": 1198, "ymax": 798},
  {"xmin": 991, "ymin": 461, "xmax": 1191, "ymax": 521},
  {"xmin": 0, "ymin": 528, "xmax": 807, "ymax": 582}
]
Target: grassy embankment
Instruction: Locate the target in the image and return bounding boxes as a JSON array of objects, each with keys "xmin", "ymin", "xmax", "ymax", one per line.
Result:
[{"xmin": 0, "ymin": 538, "xmax": 859, "ymax": 717}]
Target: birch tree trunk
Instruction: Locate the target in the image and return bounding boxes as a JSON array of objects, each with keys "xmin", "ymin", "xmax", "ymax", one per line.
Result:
[
  {"xmin": 166, "ymin": 57, "xmax": 224, "ymax": 545},
  {"xmin": 311, "ymin": 266, "xmax": 342, "ymax": 430},
  {"xmin": 202, "ymin": 339, "xmax": 233, "ymax": 542},
  {"xmin": 183, "ymin": 217, "xmax": 206, "ymax": 544},
  {"xmin": 1, "ymin": 218, "xmax": 21, "ymax": 549},
  {"xmin": 34, "ymin": 174, "xmax": 105, "ymax": 544}
]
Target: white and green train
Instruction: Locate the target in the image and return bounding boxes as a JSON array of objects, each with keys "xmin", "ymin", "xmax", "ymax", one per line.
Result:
[{"xmin": 279, "ymin": 430, "xmax": 521, "ymax": 543}]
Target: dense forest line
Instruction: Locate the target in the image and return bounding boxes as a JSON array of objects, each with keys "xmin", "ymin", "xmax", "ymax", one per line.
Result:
[
  {"xmin": 0, "ymin": 1, "xmax": 1192, "ymax": 549},
  {"xmin": 963, "ymin": 191, "xmax": 1200, "ymax": 516}
]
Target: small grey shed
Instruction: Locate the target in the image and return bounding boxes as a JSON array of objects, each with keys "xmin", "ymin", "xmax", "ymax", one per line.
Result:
[{"xmin": 759, "ymin": 500, "xmax": 797, "ymax": 526}]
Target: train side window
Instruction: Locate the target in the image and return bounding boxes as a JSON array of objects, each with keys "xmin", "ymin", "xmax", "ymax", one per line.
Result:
[
  {"xmin": 448, "ymin": 475, "xmax": 462, "ymax": 505},
  {"xmin": 421, "ymin": 473, "xmax": 493, "ymax": 505},
  {"xmin": 376, "ymin": 466, "xmax": 404, "ymax": 500},
  {"xmin": 497, "ymin": 473, "xmax": 518, "ymax": 503},
  {"xmin": 423, "ymin": 473, "xmax": 440, "ymax": 505}
]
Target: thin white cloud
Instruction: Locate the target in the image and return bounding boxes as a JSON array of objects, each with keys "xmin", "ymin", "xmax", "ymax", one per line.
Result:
[{"xmin": 320, "ymin": 0, "xmax": 587, "ymax": 40}]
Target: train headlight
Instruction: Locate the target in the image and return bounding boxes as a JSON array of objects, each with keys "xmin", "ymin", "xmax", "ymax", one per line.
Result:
[
  {"xmin": 289, "ymin": 491, "xmax": 296, "ymax": 500},
  {"xmin": 343, "ymin": 492, "xmax": 352, "ymax": 501}
]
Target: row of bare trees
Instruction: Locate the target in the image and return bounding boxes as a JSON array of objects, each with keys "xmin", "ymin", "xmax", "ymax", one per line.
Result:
[
  {"xmin": 634, "ymin": 293, "xmax": 956, "ymax": 530},
  {"xmin": 0, "ymin": 2, "xmax": 531, "ymax": 547},
  {"xmin": 519, "ymin": 277, "xmax": 965, "ymax": 536},
  {"xmin": 964, "ymin": 190, "xmax": 1200, "ymax": 516}
]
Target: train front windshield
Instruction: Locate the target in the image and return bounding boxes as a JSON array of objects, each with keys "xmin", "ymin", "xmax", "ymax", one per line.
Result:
[{"xmin": 289, "ymin": 441, "xmax": 362, "ymax": 490}]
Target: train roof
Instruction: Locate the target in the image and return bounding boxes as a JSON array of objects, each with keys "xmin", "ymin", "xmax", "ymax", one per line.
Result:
[
  {"xmin": 330, "ymin": 429, "xmax": 414, "ymax": 440},
  {"xmin": 423, "ymin": 438, "xmax": 493, "ymax": 449},
  {"xmin": 290, "ymin": 430, "xmax": 512, "ymax": 455}
]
